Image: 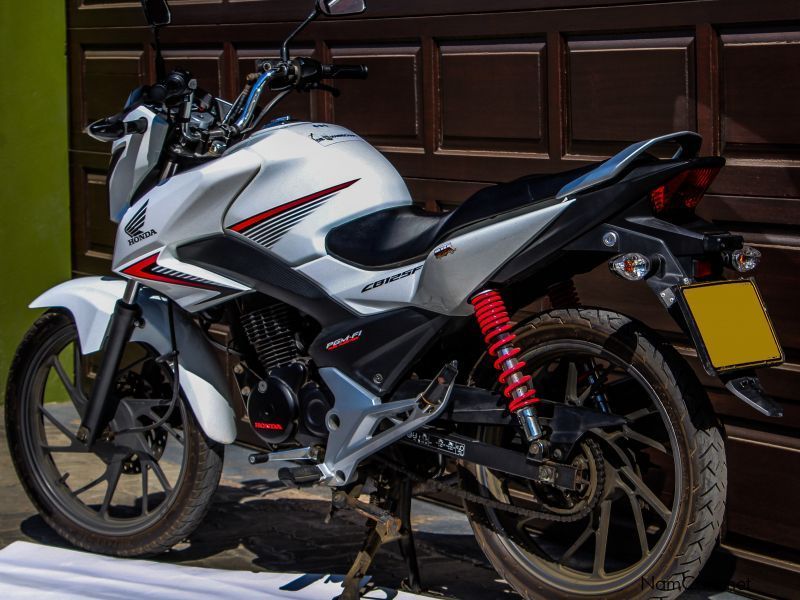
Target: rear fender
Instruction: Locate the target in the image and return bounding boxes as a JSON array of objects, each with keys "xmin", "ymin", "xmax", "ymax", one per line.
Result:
[{"xmin": 30, "ymin": 277, "xmax": 237, "ymax": 444}]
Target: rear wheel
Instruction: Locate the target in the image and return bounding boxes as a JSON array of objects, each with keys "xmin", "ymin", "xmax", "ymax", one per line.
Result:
[
  {"xmin": 464, "ymin": 308, "xmax": 726, "ymax": 599},
  {"xmin": 5, "ymin": 310, "xmax": 223, "ymax": 556}
]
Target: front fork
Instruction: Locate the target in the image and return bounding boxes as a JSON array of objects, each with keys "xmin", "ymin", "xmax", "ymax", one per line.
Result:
[{"xmin": 77, "ymin": 281, "xmax": 141, "ymax": 446}]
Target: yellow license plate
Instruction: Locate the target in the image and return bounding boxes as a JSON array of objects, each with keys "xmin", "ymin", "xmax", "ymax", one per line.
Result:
[{"xmin": 678, "ymin": 280, "xmax": 783, "ymax": 373}]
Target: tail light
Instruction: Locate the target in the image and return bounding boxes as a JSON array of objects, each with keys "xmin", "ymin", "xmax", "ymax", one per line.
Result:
[{"xmin": 650, "ymin": 167, "xmax": 720, "ymax": 214}]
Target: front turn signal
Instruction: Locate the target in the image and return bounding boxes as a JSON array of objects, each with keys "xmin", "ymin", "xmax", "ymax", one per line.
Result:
[{"xmin": 609, "ymin": 253, "xmax": 651, "ymax": 281}]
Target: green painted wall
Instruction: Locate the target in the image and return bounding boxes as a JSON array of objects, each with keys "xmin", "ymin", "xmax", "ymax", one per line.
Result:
[{"xmin": 0, "ymin": 4, "xmax": 71, "ymax": 397}]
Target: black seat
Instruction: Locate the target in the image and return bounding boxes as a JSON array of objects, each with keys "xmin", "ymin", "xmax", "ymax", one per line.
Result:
[{"xmin": 326, "ymin": 163, "xmax": 598, "ymax": 268}]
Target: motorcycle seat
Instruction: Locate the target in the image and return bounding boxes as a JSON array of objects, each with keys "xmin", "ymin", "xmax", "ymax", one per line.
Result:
[{"xmin": 326, "ymin": 163, "xmax": 597, "ymax": 269}]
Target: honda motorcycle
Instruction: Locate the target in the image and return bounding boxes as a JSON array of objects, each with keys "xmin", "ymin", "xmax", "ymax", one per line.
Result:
[{"xmin": 5, "ymin": 0, "xmax": 786, "ymax": 598}]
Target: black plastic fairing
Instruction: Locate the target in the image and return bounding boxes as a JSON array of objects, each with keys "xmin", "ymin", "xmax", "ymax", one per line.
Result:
[
  {"xmin": 176, "ymin": 234, "xmax": 354, "ymax": 327},
  {"xmin": 309, "ymin": 307, "xmax": 451, "ymax": 396}
]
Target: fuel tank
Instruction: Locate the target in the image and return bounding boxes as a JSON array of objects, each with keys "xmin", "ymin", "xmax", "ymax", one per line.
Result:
[{"xmin": 223, "ymin": 122, "xmax": 412, "ymax": 266}]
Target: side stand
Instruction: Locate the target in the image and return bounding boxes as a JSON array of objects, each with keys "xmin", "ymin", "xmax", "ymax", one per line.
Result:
[
  {"xmin": 336, "ymin": 473, "xmax": 423, "ymax": 599},
  {"xmin": 397, "ymin": 477, "xmax": 422, "ymax": 593}
]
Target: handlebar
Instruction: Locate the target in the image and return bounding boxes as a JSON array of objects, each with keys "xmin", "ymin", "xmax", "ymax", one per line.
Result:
[{"xmin": 320, "ymin": 64, "xmax": 369, "ymax": 80}]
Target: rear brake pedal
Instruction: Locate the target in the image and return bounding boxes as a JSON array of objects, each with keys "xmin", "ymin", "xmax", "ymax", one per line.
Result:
[{"xmin": 278, "ymin": 464, "xmax": 323, "ymax": 486}]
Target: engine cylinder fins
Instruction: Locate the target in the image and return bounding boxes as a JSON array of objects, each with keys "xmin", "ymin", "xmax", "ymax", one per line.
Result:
[
  {"xmin": 469, "ymin": 289, "xmax": 543, "ymax": 442},
  {"xmin": 241, "ymin": 301, "xmax": 299, "ymax": 372}
]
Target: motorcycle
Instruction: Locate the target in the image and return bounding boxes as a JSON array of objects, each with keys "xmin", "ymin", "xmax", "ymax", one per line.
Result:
[{"xmin": 5, "ymin": 0, "xmax": 786, "ymax": 598}]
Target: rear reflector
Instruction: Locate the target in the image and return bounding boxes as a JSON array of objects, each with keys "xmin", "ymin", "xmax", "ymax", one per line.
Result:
[{"xmin": 650, "ymin": 167, "xmax": 720, "ymax": 214}]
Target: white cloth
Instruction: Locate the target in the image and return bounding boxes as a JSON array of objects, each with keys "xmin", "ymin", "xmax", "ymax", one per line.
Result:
[{"xmin": 0, "ymin": 541, "xmax": 419, "ymax": 600}]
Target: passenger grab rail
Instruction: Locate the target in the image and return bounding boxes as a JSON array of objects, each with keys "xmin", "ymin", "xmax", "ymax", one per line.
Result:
[{"xmin": 556, "ymin": 131, "xmax": 703, "ymax": 200}]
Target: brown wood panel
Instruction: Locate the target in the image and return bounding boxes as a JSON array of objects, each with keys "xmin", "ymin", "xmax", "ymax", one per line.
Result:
[
  {"xmin": 438, "ymin": 40, "xmax": 546, "ymax": 153},
  {"xmin": 162, "ymin": 47, "xmax": 226, "ymax": 98},
  {"xmin": 70, "ymin": 151, "xmax": 115, "ymax": 276},
  {"xmin": 720, "ymin": 29, "xmax": 800, "ymax": 155},
  {"xmin": 724, "ymin": 427, "xmax": 800, "ymax": 549},
  {"xmin": 75, "ymin": 47, "xmax": 147, "ymax": 152},
  {"xmin": 566, "ymin": 33, "xmax": 696, "ymax": 156},
  {"xmin": 331, "ymin": 43, "xmax": 423, "ymax": 149}
]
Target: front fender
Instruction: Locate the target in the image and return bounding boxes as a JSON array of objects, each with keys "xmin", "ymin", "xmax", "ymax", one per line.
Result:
[{"xmin": 30, "ymin": 277, "xmax": 237, "ymax": 444}]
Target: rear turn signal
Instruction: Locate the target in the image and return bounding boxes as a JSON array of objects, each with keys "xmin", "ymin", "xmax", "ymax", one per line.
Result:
[
  {"xmin": 609, "ymin": 253, "xmax": 651, "ymax": 281},
  {"xmin": 729, "ymin": 246, "xmax": 761, "ymax": 273},
  {"xmin": 650, "ymin": 167, "xmax": 720, "ymax": 214}
]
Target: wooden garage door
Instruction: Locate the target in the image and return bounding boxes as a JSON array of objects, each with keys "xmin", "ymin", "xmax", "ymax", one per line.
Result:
[{"xmin": 67, "ymin": 1, "xmax": 800, "ymax": 595}]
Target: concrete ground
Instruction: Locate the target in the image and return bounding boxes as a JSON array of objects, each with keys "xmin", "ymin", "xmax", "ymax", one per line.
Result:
[{"xmin": 0, "ymin": 404, "xmax": 743, "ymax": 599}]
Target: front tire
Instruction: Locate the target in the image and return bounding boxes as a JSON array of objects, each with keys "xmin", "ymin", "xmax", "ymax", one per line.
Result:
[
  {"xmin": 5, "ymin": 310, "xmax": 223, "ymax": 557},
  {"xmin": 465, "ymin": 308, "xmax": 727, "ymax": 599}
]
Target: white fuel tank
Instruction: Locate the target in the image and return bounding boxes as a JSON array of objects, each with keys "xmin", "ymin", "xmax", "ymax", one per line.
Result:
[{"xmin": 223, "ymin": 122, "xmax": 412, "ymax": 266}]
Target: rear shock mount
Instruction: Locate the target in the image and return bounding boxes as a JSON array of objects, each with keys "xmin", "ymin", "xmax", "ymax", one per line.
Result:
[{"xmin": 470, "ymin": 289, "xmax": 544, "ymax": 442}]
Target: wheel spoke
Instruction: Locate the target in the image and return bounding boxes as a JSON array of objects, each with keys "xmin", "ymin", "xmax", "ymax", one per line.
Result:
[
  {"xmin": 39, "ymin": 405, "xmax": 82, "ymax": 444},
  {"xmin": 565, "ymin": 362, "xmax": 578, "ymax": 405},
  {"xmin": 141, "ymin": 465, "xmax": 150, "ymax": 516},
  {"xmin": 51, "ymin": 355, "xmax": 86, "ymax": 410},
  {"xmin": 593, "ymin": 500, "xmax": 612, "ymax": 576},
  {"xmin": 71, "ymin": 473, "xmax": 106, "ymax": 497},
  {"xmin": 620, "ymin": 466, "xmax": 672, "ymax": 522},
  {"xmin": 624, "ymin": 407, "xmax": 658, "ymax": 422},
  {"xmin": 148, "ymin": 459, "xmax": 173, "ymax": 493},
  {"xmin": 73, "ymin": 342, "xmax": 84, "ymax": 400},
  {"xmin": 41, "ymin": 443, "xmax": 85, "ymax": 453},
  {"xmin": 99, "ymin": 460, "xmax": 124, "ymax": 517},
  {"xmin": 560, "ymin": 519, "xmax": 594, "ymax": 565},
  {"xmin": 623, "ymin": 425, "xmax": 670, "ymax": 455},
  {"xmin": 619, "ymin": 479, "xmax": 650, "ymax": 558}
]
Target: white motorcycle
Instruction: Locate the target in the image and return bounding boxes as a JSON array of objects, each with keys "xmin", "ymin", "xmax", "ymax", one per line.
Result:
[{"xmin": 5, "ymin": 0, "xmax": 785, "ymax": 598}]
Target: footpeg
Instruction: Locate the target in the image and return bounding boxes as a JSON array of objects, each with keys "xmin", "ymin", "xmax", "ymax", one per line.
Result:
[
  {"xmin": 248, "ymin": 446, "xmax": 321, "ymax": 465},
  {"xmin": 278, "ymin": 464, "xmax": 323, "ymax": 486}
]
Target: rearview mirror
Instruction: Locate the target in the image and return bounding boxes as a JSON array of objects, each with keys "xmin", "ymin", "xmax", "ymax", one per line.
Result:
[
  {"xmin": 317, "ymin": 0, "xmax": 366, "ymax": 16},
  {"xmin": 141, "ymin": 0, "xmax": 171, "ymax": 27}
]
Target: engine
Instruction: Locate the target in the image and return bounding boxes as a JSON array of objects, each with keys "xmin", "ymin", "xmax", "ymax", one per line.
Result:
[{"xmin": 240, "ymin": 300, "xmax": 332, "ymax": 445}]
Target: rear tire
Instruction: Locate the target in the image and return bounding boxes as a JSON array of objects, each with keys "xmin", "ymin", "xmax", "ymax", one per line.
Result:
[
  {"xmin": 5, "ymin": 310, "xmax": 223, "ymax": 557},
  {"xmin": 465, "ymin": 308, "xmax": 727, "ymax": 599}
]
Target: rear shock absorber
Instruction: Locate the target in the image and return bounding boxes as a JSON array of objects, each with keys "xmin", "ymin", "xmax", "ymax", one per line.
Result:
[{"xmin": 470, "ymin": 290, "xmax": 543, "ymax": 442}]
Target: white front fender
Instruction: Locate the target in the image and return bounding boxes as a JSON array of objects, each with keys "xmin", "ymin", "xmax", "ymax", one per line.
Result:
[{"xmin": 30, "ymin": 277, "xmax": 237, "ymax": 444}]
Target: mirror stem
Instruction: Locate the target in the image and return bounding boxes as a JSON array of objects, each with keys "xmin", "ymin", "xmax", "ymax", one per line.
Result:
[
  {"xmin": 154, "ymin": 25, "xmax": 166, "ymax": 80},
  {"xmin": 280, "ymin": 8, "xmax": 320, "ymax": 62}
]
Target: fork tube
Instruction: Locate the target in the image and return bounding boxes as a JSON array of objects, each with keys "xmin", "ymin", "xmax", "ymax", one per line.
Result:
[{"xmin": 77, "ymin": 281, "xmax": 141, "ymax": 446}]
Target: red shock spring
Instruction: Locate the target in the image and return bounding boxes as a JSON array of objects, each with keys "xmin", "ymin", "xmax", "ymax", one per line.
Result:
[{"xmin": 470, "ymin": 290, "xmax": 539, "ymax": 413}]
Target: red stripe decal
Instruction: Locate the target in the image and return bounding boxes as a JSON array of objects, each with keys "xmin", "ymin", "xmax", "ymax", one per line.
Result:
[
  {"xmin": 121, "ymin": 253, "xmax": 216, "ymax": 290},
  {"xmin": 229, "ymin": 179, "xmax": 359, "ymax": 233}
]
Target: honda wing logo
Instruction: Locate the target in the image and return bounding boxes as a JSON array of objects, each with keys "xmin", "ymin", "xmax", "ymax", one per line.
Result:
[{"xmin": 124, "ymin": 200, "xmax": 157, "ymax": 246}]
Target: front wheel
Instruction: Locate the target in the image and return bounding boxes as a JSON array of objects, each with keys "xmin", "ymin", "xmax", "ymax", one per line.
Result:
[
  {"xmin": 5, "ymin": 310, "xmax": 223, "ymax": 557},
  {"xmin": 464, "ymin": 308, "xmax": 727, "ymax": 599}
]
